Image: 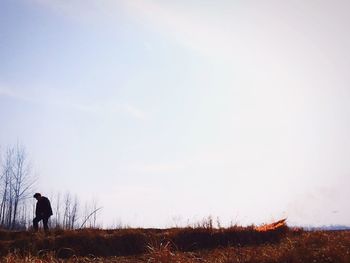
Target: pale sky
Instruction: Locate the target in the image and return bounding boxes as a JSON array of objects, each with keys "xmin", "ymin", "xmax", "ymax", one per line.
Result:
[{"xmin": 1, "ymin": 0, "xmax": 349, "ymax": 227}]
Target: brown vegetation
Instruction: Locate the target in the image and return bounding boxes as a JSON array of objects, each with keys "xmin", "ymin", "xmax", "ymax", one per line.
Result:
[{"xmin": 0, "ymin": 221, "xmax": 349, "ymax": 262}]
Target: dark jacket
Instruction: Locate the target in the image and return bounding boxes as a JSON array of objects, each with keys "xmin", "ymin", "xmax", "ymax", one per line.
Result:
[{"xmin": 36, "ymin": 196, "xmax": 53, "ymax": 218}]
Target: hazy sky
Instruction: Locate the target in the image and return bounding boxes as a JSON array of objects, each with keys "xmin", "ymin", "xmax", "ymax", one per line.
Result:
[{"xmin": 1, "ymin": 0, "xmax": 349, "ymax": 227}]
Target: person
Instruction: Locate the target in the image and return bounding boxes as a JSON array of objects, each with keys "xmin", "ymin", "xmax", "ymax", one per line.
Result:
[{"xmin": 33, "ymin": 193, "xmax": 53, "ymax": 232}]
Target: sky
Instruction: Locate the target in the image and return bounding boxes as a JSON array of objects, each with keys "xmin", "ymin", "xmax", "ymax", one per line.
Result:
[{"xmin": 0, "ymin": 0, "xmax": 350, "ymax": 228}]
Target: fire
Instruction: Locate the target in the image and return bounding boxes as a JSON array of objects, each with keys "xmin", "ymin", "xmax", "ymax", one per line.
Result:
[{"xmin": 254, "ymin": 218, "xmax": 287, "ymax": 232}]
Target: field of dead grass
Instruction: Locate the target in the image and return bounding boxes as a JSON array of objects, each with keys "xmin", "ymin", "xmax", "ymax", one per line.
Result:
[{"xmin": 0, "ymin": 221, "xmax": 349, "ymax": 262}]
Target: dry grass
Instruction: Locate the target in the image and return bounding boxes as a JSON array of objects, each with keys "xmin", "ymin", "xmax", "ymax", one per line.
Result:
[{"xmin": 0, "ymin": 221, "xmax": 349, "ymax": 262}]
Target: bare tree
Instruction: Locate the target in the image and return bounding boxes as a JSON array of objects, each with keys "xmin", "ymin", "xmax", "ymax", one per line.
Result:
[
  {"xmin": 70, "ymin": 196, "xmax": 79, "ymax": 229},
  {"xmin": 92, "ymin": 198, "xmax": 98, "ymax": 228},
  {"xmin": 0, "ymin": 148, "xmax": 14, "ymax": 228},
  {"xmin": 63, "ymin": 192, "xmax": 71, "ymax": 229},
  {"xmin": 61, "ymin": 192, "xmax": 80, "ymax": 229},
  {"xmin": 80, "ymin": 197, "xmax": 101, "ymax": 229},
  {"xmin": 0, "ymin": 145, "xmax": 35, "ymax": 229},
  {"xmin": 11, "ymin": 145, "xmax": 35, "ymax": 229},
  {"xmin": 54, "ymin": 192, "xmax": 61, "ymax": 229}
]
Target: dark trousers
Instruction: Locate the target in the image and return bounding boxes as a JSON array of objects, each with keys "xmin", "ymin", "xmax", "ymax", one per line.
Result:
[{"xmin": 33, "ymin": 216, "xmax": 50, "ymax": 231}]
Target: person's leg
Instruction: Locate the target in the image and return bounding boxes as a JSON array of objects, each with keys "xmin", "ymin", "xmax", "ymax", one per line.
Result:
[
  {"xmin": 33, "ymin": 216, "xmax": 42, "ymax": 231},
  {"xmin": 43, "ymin": 217, "xmax": 49, "ymax": 232}
]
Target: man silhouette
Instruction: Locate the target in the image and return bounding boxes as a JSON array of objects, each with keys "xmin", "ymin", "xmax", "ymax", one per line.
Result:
[{"xmin": 33, "ymin": 193, "xmax": 53, "ymax": 232}]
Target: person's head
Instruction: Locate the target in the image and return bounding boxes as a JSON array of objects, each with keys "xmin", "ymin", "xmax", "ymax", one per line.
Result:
[{"xmin": 33, "ymin": 193, "xmax": 41, "ymax": 201}]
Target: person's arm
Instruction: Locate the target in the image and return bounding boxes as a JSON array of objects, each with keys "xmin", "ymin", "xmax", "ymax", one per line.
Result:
[
  {"xmin": 49, "ymin": 202, "xmax": 53, "ymax": 216},
  {"xmin": 35, "ymin": 201, "xmax": 41, "ymax": 217}
]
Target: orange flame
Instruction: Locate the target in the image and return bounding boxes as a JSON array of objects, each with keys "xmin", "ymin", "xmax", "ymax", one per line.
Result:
[{"xmin": 254, "ymin": 218, "xmax": 287, "ymax": 232}]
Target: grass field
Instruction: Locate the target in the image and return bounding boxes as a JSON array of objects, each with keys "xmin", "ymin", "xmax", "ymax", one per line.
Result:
[{"xmin": 1, "ymin": 221, "xmax": 349, "ymax": 262}]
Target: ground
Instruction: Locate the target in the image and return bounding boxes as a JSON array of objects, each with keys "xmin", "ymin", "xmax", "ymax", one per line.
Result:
[{"xmin": 1, "ymin": 222, "xmax": 349, "ymax": 262}]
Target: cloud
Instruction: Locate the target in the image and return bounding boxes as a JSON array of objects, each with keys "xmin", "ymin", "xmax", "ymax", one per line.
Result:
[
  {"xmin": 30, "ymin": 0, "xmax": 119, "ymax": 24},
  {"xmin": 0, "ymin": 84, "xmax": 148, "ymax": 121},
  {"xmin": 28, "ymin": 0, "xmax": 317, "ymax": 85},
  {"xmin": 136, "ymin": 162, "xmax": 186, "ymax": 174},
  {"xmin": 0, "ymin": 85, "xmax": 36, "ymax": 103},
  {"xmin": 29, "ymin": 0, "xmax": 239, "ymax": 59},
  {"xmin": 66, "ymin": 101, "xmax": 149, "ymax": 122},
  {"xmin": 121, "ymin": 104, "xmax": 148, "ymax": 121},
  {"xmin": 120, "ymin": 0, "xmax": 238, "ymax": 59}
]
